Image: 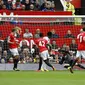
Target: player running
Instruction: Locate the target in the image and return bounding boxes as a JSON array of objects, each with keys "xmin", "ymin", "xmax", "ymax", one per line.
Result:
[
  {"xmin": 69, "ymin": 27, "xmax": 85, "ymax": 73},
  {"xmin": 58, "ymin": 47, "xmax": 85, "ymax": 73},
  {"xmin": 35, "ymin": 33, "xmax": 56, "ymax": 71},
  {"xmin": 7, "ymin": 26, "xmax": 22, "ymax": 71},
  {"xmin": 40, "ymin": 32, "xmax": 53, "ymax": 71}
]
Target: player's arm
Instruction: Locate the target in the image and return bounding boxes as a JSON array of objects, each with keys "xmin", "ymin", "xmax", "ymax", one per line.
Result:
[
  {"xmin": 7, "ymin": 36, "xmax": 14, "ymax": 44},
  {"xmin": 15, "ymin": 38, "xmax": 19, "ymax": 44},
  {"xmin": 46, "ymin": 43, "xmax": 52, "ymax": 51},
  {"xmin": 45, "ymin": 40, "xmax": 52, "ymax": 51},
  {"xmin": 33, "ymin": 39, "xmax": 38, "ymax": 48}
]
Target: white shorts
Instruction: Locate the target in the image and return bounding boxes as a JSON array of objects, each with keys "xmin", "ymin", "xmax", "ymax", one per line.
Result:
[
  {"xmin": 10, "ymin": 48, "xmax": 19, "ymax": 56},
  {"xmin": 76, "ymin": 51, "xmax": 85, "ymax": 59},
  {"xmin": 40, "ymin": 50, "xmax": 50, "ymax": 60}
]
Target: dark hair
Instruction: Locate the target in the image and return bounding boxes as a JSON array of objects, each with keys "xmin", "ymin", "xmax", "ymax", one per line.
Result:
[
  {"xmin": 40, "ymin": 33, "xmax": 43, "ymax": 37},
  {"xmin": 47, "ymin": 32, "xmax": 52, "ymax": 38},
  {"xmin": 83, "ymin": 27, "xmax": 85, "ymax": 31}
]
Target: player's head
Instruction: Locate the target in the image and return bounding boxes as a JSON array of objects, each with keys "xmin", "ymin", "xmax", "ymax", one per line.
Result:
[
  {"xmin": 39, "ymin": 33, "xmax": 43, "ymax": 38},
  {"xmin": 47, "ymin": 32, "xmax": 52, "ymax": 38},
  {"xmin": 82, "ymin": 27, "xmax": 85, "ymax": 32},
  {"xmin": 12, "ymin": 28, "xmax": 17, "ymax": 33},
  {"xmin": 14, "ymin": 26, "xmax": 22, "ymax": 35}
]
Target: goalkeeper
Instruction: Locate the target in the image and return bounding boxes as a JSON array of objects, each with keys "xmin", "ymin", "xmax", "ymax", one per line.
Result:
[{"xmin": 58, "ymin": 47, "xmax": 85, "ymax": 73}]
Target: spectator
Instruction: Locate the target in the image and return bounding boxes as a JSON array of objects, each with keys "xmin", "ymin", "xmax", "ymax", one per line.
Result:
[
  {"xmin": 19, "ymin": 48, "xmax": 31, "ymax": 63},
  {"xmin": 40, "ymin": 0, "xmax": 54, "ymax": 10},
  {"xmin": 37, "ymin": 0, "xmax": 46, "ymax": 7},
  {"xmin": 19, "ymin": 39, "xmax": 29, "ymax": 52},
  {"xmin": 21, "ymin": 0, "xmax": 26, "ymax": 4},
  {"xmin": 60, "ymin": 43, "xmax": 67, "ymax": 50},
  {"xmin": 51, "ymin": 40, "xmax": 59, "ymax": 62},
  {"xmin": 0, "ymin": 0, "xmax": 4, "ymax": 10},
  {"xmin": 14, "ymin": 1, "xmax": 22, "ymax": 10},
  {"xmin": 0, "ymin": 39, "xmax": 3, "ymax": 47},
  {"xmin": 22, "ymin": 4, "xmax": 25, "ymax": 10},
  {"xmin": 1, "ymin": 50, "xmax": 8, "ymax": 63},
  {"xmin": 8, "ymin": 57, "xmax": 13, "ymax": 63},
  {"xmin": 29, "ymin": 4, "xmax": 35, "ymax": 11},
  {"xmin": 51, "ymin": 40, "xmax": 58, "ymax": 50},
  {"xmin": 64, "ymin": 30, "xmax": 75, "ymax": 38},
  {"xmin": 30, "ymin": 0, "xmax": 40, "ymax": 10},
  {"xmin": 5, "ymin": 0, "xmax": 12, "ymax": 10},
  {"xmin": 12, "ymin": 4, "xmax": 16, "ymax": 10},
  {"xmin": 12, "ymin": 0, "xmax": 23, "ymax": 10},
  {"xmin": 3, "ymin": 0, "xmax": 7, "ymax": 5},
  {"xmin": 42, "ymin": 1, "xmax": 54, "ymax": 11},
  {"xmin": 23, "ymin": 28, "xmax": 33, "ymax": 38},
  {"xmin": 40, "ymin": 0, "xmax": 46, "ymax": 10},
  {"xmin": 0, "ymin": 58, "xmax": 6, "ymax": 63},
  {"xmin": 23, "ymin": 0, "xmax": 30, "ymax": 10},
  {"xmin": 50, "ymin": 29, "xmax": 59, "ymax": 38},
  {"xmin": 69, "ymin": 39, "xmax": 77, "ymax": 56},
  {"xmin": 34, "ymin": 29, "xmax": 43, "ymax": 38},
  {"xmin": 51, "ymin": 1, "xmax": 55, "ymax": 10},
  {"xmin": 2, "ymin": 4, "xmax": 7, "ymax": 10}
]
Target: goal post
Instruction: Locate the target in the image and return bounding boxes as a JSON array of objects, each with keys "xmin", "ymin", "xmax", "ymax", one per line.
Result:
[{"xmin": 0, "ymin": 15, "xmax": 84, "ymax": 64}]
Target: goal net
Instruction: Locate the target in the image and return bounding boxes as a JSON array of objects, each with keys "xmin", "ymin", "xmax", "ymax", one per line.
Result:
[{"xmin": 0, "ymin": 15, "xmax": 84, "ymax": 64}]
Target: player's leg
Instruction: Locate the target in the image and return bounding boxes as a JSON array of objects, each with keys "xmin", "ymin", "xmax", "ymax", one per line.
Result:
[
  {"xmin": 70, "ymin": 51, "xmax": 81, "ymax": 68},
  {"xmin": 13, "ymin": 55, "xmax": 19, "ymax": 71},
  {"xmin": 41, "ymin": 54, "xmax": 54, "ymax": 71},
  {"xmin": 67, "ymin": 51, "xmax": 81, "ymax": 73},
  {"xmin": 40, "ymin": 50, "xmax": 56, "ymax": 71},
  {"xmin": 44, "ymin": 59, "xmax": 56, "ymax": 70},
  {"xmin": 76, "ymin": 63, "xmax": 85, "ymax": 69},
  {"xmin": 41, "ymin": 61, "xmax": 45, "ymax": 71},
  {"xmin": 37, "ymin": 56, "xmax": 42, "ymax": 71},
  {"xmin": 41, "ymin": 61, "xmax": 49, "ymax": 71},
  {"xmin": 41, "ymin": 60, "xmax": 44, "ymax": 71},
  {"xmin": 10, "ymin": 48, "xmax": 20, "ymax": 71},
  {"xmin": 76, "ymin": 51, "xmax": 85, "ymax": 69}
]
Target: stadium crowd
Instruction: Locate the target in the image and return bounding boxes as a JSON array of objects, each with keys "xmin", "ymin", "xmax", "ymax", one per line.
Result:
[
  {"xmin": 0, "ymin": 0, "xmax": 55, "ymax": 11},
  {"xmin": 0, "ymin": 0, "xmax": 75, "ymax": 13}
]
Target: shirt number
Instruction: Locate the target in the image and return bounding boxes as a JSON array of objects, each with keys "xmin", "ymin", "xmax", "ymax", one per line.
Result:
[{"xmin": 39, "ymin": 41, "xmax": 45, "ymax": 46}]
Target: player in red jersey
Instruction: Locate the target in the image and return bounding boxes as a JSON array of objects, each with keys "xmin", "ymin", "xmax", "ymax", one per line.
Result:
[
  {"xmin": 69, "ymin": 27, "xmax": 85, "ymax": 73},
  {"xmin": 8, "ymin": 27, "xmax": 22, "ymax": 71},
  {"xmin": 35, "ymin": 33, "xmax": 56, "ymax": 71}
]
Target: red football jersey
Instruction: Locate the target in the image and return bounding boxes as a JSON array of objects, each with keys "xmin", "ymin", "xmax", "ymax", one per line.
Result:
[
  {"xmin": 35, "ymin": 38, "xmax": 48, "ymax": 52},
  {"xmin": 8, "ymin": 33, "xmax": 18, "ymax": 49},
  {"xmin": 77, "ymin": 32, "xmax": 85, "ymax": 50}
]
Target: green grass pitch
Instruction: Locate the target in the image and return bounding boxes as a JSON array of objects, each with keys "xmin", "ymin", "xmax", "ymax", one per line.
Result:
[{"xmin": 0, "ymin": 70, "xmax": 85, "ymax": 85}]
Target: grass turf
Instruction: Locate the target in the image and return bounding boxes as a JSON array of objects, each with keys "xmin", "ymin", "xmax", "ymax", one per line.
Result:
[{"xmin": 0, "ymin": 70, "xmax": 85, "ymax": 85}]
